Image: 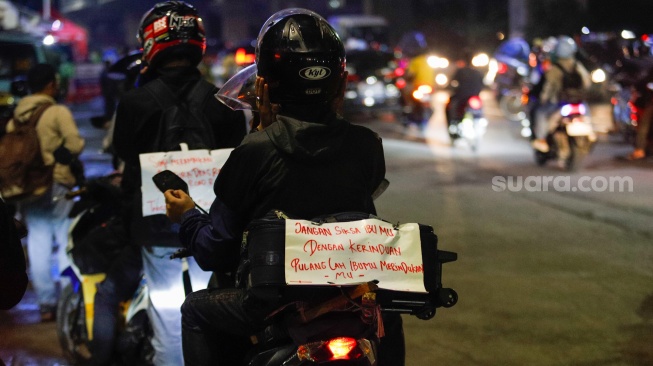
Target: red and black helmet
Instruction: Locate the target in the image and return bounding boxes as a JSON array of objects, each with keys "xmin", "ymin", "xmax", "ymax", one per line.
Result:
[
  {"xmin": 137, "ymin": 1, "xmax": 206, "ymax": 69},
  {"xmin": 256, "ymin": 8, "xmax": 346, "ymax": 105}
]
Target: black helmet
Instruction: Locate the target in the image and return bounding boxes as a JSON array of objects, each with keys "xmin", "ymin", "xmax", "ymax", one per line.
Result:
[
  {"xmin": 256, "ymin": 8, "xmax": 346, "ymax": 105},
  {"xmin": 137, "ymin": 1, "xmax": 206, "ymax": 70}
]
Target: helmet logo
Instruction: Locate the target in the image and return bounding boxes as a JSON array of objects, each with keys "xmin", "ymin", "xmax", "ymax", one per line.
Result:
[
  {"xmin": 300, "ymin": 66, "xmax": 331, "ymax": 80},
  {"xmin": 169, "ymin": 13, "xmax": 196, "ymax": 30},
  {"xmin": 143, "ymin": 38, "xmax": 154, "ymax": 56},
  {"xmin": 153, "ymin": 17, "xmax": 167, "ymax": 34}
]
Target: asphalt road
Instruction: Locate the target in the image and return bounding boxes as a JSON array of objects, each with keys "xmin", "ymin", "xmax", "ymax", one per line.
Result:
[{"xmin": 1, "ymin": 92, "xmax": 652, "ymax": 366}]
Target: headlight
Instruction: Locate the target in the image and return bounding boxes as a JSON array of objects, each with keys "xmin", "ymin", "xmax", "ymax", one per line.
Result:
[
  {"xmin": 427, "ymin": 55, "xmax": 449, "ymax": 69},
  {"xmin": 591, "ymin": 69, "xmax": 606, "ymax": 83},
  {"xmin": 435, "ymin": 74, "xmax": 448, "ymax": 86},
  {"xmin": 472, "ymin": 53, "xmax": 489, "ymax": 67}
]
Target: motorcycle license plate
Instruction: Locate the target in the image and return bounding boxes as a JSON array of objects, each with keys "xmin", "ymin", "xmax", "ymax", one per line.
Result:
[{"xmin": 566, "ymin": 121, "xmax": 593, "ymax": 136}]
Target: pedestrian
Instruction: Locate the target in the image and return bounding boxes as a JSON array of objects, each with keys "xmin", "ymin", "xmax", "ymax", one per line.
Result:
[
  {"xmin": 5, "ymin": 63, "xmax": 85, "ymax": 321},
  {"xmin": 164, "ymin": 8, "xmax": 405, "ymax": 365},
  {"xmin": 111, "ymin": 1, "xmax": 247, "ymax": 364}
]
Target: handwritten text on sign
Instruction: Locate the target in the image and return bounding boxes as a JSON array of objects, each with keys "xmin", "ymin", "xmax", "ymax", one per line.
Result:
[
  {"xmin": 284, "ymin": 218, "xmax": 427, "ymax": 293},
  {"xmin": 139, "ymin": 148, "xmax": 233, "ymax": 217}
]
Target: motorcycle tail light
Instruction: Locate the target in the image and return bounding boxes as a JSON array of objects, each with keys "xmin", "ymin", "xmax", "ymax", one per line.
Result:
[
  {"xmin": 468, "ymin": 96, "xmax": 482, "ymax": 109},
  {"xmin": 296, "ymin": 337, "xmax": 374, "ymax": 363},
  {"xmin": 497, "ymin": 62, "xmax": 508, "ymax": 74},
  {"xmin": 234, "ymin": 48, "xmax": 255, "ymax": 66},
  {"xmin": 327, "ymin": 337, "xmax": 357, "ymax": 359},
  {"xmin": 560, "ymin": 103, "xmax": 584, "ymax": 117},
  {"xmin": 348, "ymin": 74, "xmax": 361, "ymax": 83}
]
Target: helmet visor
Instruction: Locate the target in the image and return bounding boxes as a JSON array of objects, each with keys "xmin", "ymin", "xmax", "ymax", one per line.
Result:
[{"xmin": 215, "ymin": 64, "xmax": 258, "ymax": 111}]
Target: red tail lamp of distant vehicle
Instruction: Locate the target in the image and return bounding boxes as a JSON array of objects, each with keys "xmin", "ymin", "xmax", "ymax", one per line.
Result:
[
  {"xmin": 235, "ymin": 48, "xmax": 255, "ymax": 65},
  {"xmin": 497, "ymin": 62, "xmax": 508, "ymax": 74},
  {"xmin": 468, "ymin": 96, "xmax": 482, "ymax": 110}
]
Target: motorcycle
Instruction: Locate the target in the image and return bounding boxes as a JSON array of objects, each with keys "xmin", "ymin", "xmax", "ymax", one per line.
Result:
[
  {"xmin": 400, "ymin": 83, "xmax": 433, "ymax": 129},
  {"xmin": 239, "ymin": 220, "xmax": 458, "ymax": 366},
  {"xmin": 446, "ymin": 95, "xmax": 488, "ymax": 151},
  {"xmin": 155, "ymin": 171, "xmax": 458, "ymax": 365},
  {"xmin": 56, "ymin": 174, "xmax": 154, "ymax": 365},
  {"xmin": 534, "ymin": 102, "xmax": 597, "ymax": 171}
]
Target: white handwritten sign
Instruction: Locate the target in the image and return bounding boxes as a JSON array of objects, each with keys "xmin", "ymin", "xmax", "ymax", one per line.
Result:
[
  {"xmin": 284, "ymin": 218, "xmax": 427, "ymax": 293},
  {"xmin": 139, "ymin": 148, "xmax": 233, "ymax": 216}
]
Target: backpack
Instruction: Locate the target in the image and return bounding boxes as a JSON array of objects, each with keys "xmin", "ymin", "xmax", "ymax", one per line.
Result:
[
  {"xmin": 143, "ymin": 78, "xmax": 217, "ymax": 152},
  {"xmin": 554, "ymin": 61, "xmax": 583, "ymax": 90},
  {"xmin": 0, "ymin": 103, "xmax": 54, "ymax": 203}
]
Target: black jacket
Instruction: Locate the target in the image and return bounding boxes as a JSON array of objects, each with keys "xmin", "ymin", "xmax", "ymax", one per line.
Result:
[
  {"xmin": 113, "ymin": 66, "xmax": 246, "ymax": 248},
  {"xmin": 179, "ymin": 113, "xmax": 386, "ymax": 272}
]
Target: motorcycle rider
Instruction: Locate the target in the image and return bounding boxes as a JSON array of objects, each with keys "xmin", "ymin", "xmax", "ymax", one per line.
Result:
[
  {"xmin": 445, "ymin": 50, "xmax": 485, "ymax": 131},
  {"xmin": 623, "ymin": 59, "xmax": 653, "ymax": 160},
  {"xmin": 164, "ymin": 8, "xmax": 405, "ymax": 366},
  {"xmin": 401, "ymin": 32, "xmax": 435, "ymax": 126},
  {"xmin": 111, "ymin": 2, "xmax": 246, "ymax": 364},
  {"xmin": 531, "ymin": 35, "xmax": 591, "ymax": 153}
]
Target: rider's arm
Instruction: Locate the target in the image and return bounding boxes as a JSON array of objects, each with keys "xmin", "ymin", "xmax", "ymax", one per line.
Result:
[
  {"xmin": 576, "ymin": 62, "xmax": 592, "ymax": 91},
  {"xmin": 178, "ymin": 197, "xmax": 243, "ymax": 272},
  {"xmin": 539, "ymin": 67, "xmax": 562, "ymax": 105}
]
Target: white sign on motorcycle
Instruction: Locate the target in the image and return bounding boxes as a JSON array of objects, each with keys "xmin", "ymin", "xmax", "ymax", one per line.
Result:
[
  {"xmin": 139, "ymin": 147, "xmax": 233, "ymax": 217},
  {"xmin": 285, "ymin": 218, "xmax": 427, "ymax": 293}
]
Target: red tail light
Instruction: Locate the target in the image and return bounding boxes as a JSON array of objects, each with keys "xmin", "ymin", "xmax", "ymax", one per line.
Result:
[
  {"xmin": 497, "ymin": 62, "xmax": 508, "ymax": 74},
  {"xmin": 296, "ymin": 337, "xmax": 375, "ymax": 363},
  {"xmin": 234, "ymin": 48, "xmax": 255, "ymax": 65},
  {"xmin": 347, "ymin": 73, "xmax": 361, "ymax": 83},
  {"xmin": 468, "ymin": 96, "xmax": 482, "ymax": 109},
  {"xmin": 560, "ymin": 103, "xmax": 585, "ymax": 117},
  {"xmin": 327, "ymin": 337, "xmax": 357, "ymax": 359}
]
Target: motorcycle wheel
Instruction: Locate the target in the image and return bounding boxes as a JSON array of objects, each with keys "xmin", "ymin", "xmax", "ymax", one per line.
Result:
[
  {"xmin": 116, "ymin": 309, "xmax": 154, "ymax": 366},
  {"xmin": 534, "ymin": 150, "xmax": 548, "ymax": 166},
  {"xmin": 566, "ymin": 136, "xmax": 591, "ymax": 171},
  {"xmin": 56, "ymin": 283, "xmax": 92, "ymax": 364},
  {"xmin": 499, "ymin": 89, "xmax": 526, "ymax": 122}
]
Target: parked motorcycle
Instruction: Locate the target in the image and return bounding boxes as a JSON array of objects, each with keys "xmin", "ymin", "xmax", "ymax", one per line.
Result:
[
  {"xmin": 534, "ymin": 102, "xmax": 596, "ymax": 171},
  {"xmin": 447, "ymin": 95, "xmax": 488, "ymax": 151},
  {"xmin": 56, "ymin": 174, "xmax": 154, "ymax": 365}
]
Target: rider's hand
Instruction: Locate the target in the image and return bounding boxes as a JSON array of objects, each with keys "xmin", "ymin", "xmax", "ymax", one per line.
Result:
[
  {"xmin": 255, "ymin": 76, "xmax": 280, "ymax": 130},
  {"xmin": 164, "ymin": 189, "xmax": 196, "ymax": 224}
]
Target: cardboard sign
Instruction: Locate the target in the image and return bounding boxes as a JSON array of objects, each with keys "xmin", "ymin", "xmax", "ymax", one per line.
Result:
[
  {"xmin": 284, "ymin": 218, "xmax": 427, "ymax": 293},
  {"xmin": 139, "ymin": 148, "xmax": 233, "ymax": 217}
]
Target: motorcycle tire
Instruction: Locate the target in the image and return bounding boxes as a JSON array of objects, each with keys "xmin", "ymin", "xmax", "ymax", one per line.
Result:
[
  {"xmin": 534, "ymin": 150, "xmax": 548, "ymax": 166},
  {"xmin": 566, "ymin": 137, "xmax": 591, "ymax": 171},
  {"xmin": 116, "ymin": 309, "xmax": 154, "ymax": 366},
  {"xmin": 56, "ymin": 283, "xmax": 92, "ymax": 364},
  {"xmin": 499, "ymin": 89, "xmax": 527, "ymax": 122}
]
